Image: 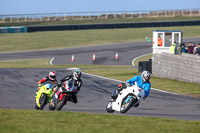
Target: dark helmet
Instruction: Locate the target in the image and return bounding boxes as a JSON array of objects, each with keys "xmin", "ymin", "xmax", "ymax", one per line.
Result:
[
  {"xmin": 73, "ymin": 69, "xmax": 82, "ymax": 80},
  {"xmin": 49, "ymin": 71, "xmax": 56, "ymax": 81},
  {"xmin": 141, "ymin": 71, "xmax": 151, "ymax": 82}
]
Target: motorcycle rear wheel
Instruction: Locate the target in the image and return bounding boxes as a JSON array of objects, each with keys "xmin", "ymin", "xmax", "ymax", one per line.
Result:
[
  {"xmin": 106, "ymin": 101, "xmax": 115, "ymax": 113},
  {"xmin": 56, "ymin": 95, "xmax": 67, "ymax": 111},
  {"xmin": 49, "ymin": 99, "xmax": 55, "ymax": 111},
  {"xmin": 120, "ymin": 94, "xmax": 136, "ymax": 113}
]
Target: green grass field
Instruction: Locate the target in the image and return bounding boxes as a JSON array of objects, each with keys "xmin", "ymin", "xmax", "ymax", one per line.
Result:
[
  {"xmin": 1, "ymin": 26, "xmax": 200, "ymax": 53},
  {"xmin": 0, "ymin": 109, "xmax": 200, "ymax": 133}
]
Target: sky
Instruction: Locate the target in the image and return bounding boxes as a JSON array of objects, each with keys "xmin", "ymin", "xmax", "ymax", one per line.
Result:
[{"xmin": 0, "ymin": 0, "xmax": 200, "ymax": 15}]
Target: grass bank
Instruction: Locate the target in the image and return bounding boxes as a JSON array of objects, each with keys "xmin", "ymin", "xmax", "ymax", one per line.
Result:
[
  {"xmin": 0, "ymin": 109, "xmax": 200, "ymax": 133},
  {"xmin": 1, "ymin": 26, "xmax": 200, "ymax": 53}
]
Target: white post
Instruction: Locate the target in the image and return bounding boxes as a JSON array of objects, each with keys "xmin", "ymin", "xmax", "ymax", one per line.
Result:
[
  {"xmin": 89, "ymin": 12, "xmax": 91, "ymax": 20},
  {"xmin": 182, "ymin": 10, "xmax": 184, "ymax": 16},
  {"xmin": 131, "ymin": 11, "xmax": 133, "ymax": 18},
  {"xmin": 48, "ymin": 14, "xmax": 50, "ymax": 21},
  {"xmin": 40, "ymin": 14, "xmax": 42, "ymax": 21},
  {"xmin": 3, "ymin": 16, "xmax": 5, "ymax": 23},
  {"xmin": 72, "ymin": 13, "xmax": 74, "ymax": 20},
  {"xmin": 25, "ymin": 15, "xmax": 27, "ymax": 22},
  {"xmin": 32, "ymin": 15, "xmax": 34, "ymax": 21},
  {"xmin": 199, "ymin": 9, "xmax": 200, "ymax": 16},
  {"xmin": 81, "ymin": 12, "xmax": 82, "ymax": 20},
  {"xmin": 97, "ymin": 12, "xmax": 100, "ymax": 19}
]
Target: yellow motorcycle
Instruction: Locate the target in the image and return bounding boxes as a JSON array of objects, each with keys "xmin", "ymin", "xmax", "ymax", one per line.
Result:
[{"xmin": 35, "ymin": 83, "xmax": 56, "ymax": 110}]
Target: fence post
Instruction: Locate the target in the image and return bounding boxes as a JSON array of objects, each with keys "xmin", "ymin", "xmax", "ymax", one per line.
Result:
[
  {"xmin": 106, "ymin": 12, "xmax": 108, "ymax": 19},
  {"xmin": 182, "ymin": 9, "xmax": 184, "ymax": 16},
  {"xmin": 64, "ymin": 13, "xmax": 66, "ymax": 20},
  {"xmin": 25, "ymin": 15, "xmax": 27, "ymax": 22},
  {"xmin": 32, "ymin": 15, "xmax": 34, "ymax": 21},
  {"xmin": 3, "ymin": 16, "xmax": 5, "ymax": 23},
  {"xmin": 10, "ymin": 16, "xmax": 12, "ymax": 22},
  {"xmin": 40, "ymin": 14, "xmax": 42, "ymax": 21},
  {"xmin": 17, "ymin": 16, "xmax": 19, "ymax": 22},
  {"xmin": 190, "ymin": 9, "xmax": 192, "ymax": 16},
  {"xmin": 89, "ymin": 12, "xmax": 91, "ymax": 20},
  {"xmin": 80, "ymin": 12, "xmax": 82, "ymax": 20},
  {"xmin": 114, "ymin": 12, "xmax": 116, "ymax": 19},
  {"xmin": 47, "ymin": 14, "xmax": 50, "ymax": 21},
  {"xmin": 199, "ymin": 9, "xmax": 200, "ymax": 16},
  {"xmin": 72, "ymin": 13, "xmax": 74, "ymax": 20}
]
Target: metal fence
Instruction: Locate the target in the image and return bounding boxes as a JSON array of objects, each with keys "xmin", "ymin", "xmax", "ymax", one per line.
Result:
[{"xmin": 0, "ymin": 9, "xmax": 200, "ymax": 23}]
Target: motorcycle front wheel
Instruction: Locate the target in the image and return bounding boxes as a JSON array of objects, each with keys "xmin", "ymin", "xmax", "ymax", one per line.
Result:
[
  {"xmin": 39, "ymin": 94, "xmax": 48, "ymax": 110},
  {"xmin": 56, "ymin": 95, "xmax": 67, "ymax": 111},
  {"xmin": 120, "ymin": 94, "xmax": 136, "ymax": 113},
  {"xmin": 106, "ymin": 101, "xmax": 115, "ymax": 113}
]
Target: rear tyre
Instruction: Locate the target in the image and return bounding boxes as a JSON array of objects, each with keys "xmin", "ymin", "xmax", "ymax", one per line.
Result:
[
  {"xmin": 39, "ymin": 94, "xmax": 48, "ymax": 110},
  {"xmin": 49, "ymin": 99, "xmax": 55, "ymax": 111},
  {"xmin": 120, "ymin": 94, "xmax": 136, "ymax": 113},
  {"xmin": 106, "ymin": 101, "xmax": 115, "ymax": 113},
  {"xmin": 56, "ymin": 95, "xmax": 67, "ymax": 111}
]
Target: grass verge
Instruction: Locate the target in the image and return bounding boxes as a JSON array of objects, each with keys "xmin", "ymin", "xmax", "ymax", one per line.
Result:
[
  {"xmin": 1, "ymin": 26, "xmax": 200, "ymax": 53},
  {"xmin": 0, "ymin": 109, "xmax": 200, "ymax": 133}
]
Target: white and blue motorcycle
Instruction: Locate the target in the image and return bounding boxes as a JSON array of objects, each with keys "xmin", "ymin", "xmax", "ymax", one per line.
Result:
[{"xmin": 106, "ymin": 82, "xmax": 145, "ymax": 113}]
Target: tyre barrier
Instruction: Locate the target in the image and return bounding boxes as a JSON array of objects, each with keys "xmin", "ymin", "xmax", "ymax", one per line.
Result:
[
  {"xmin": 27, "ymin": 20, "xmax": 200, "ymax": 32},
  {"xmin": 138, "ymin": 59, "xmax": 152, "ymax": 74},
  {"xmin": 0, "ymin": 26, "xmax": 27, "ymax": 34}
]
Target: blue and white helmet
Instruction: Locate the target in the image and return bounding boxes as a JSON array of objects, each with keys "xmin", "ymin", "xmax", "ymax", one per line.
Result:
[{"xmin": 141, "ymin": 71, "xmax": 151, "ymax": 82}]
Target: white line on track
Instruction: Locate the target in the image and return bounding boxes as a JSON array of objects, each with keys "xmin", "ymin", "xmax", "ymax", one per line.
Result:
[
  {"xmin": 131, "ymin": 53, "xmax": 152, "ymax": 66},
  {"xmin": 50, "ymin": 57, "xmax": 55, "ymax": 65},
  {"xmin": 65, "ymin": 68, "xmax": 180, "ymax": 96}
]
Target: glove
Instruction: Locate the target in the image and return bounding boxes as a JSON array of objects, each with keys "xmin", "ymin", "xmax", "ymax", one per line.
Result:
[
  {"xmin": 38, "ymin": 83, "xmax": 42, "ymax": 87},
  {"xmin": 125, "ymin": 82, "xmax": 130, "ymax": 87}
]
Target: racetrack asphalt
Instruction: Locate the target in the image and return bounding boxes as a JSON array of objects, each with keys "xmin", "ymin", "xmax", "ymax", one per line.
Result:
[
  {"xmin": 0, "ymin": 38, "xmax": 200, "ymax": 120},
  {"xmin": 0, "ymin": 68, "xmax": 200, "ymax": 121}
]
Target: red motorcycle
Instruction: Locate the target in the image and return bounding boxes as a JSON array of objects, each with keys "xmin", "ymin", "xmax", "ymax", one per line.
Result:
[{"xmin": 54, "ymin": 79, "xmax": 77, "ymax": 110}]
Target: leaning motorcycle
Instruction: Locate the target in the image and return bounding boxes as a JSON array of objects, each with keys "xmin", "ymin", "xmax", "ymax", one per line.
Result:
[
  {"xmin": 54, "ymin": 79, "xmax": 77, "ymax": 111},
  {"xmin": 106, "ymin": 82, "xmax": 145, "ymax": 113},
  {"xmin": 35, "ymin": 83, "xmax": 56, "ymax": 110}
]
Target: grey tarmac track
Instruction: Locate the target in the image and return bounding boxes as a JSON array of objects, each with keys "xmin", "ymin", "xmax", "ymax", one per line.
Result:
[
  {"xmin": 0, "ymin": 38, "xmax": 200, "ymax": 120},
  {"xmin": 0, "ymin": 68, "xmax": 200, "ymax": 121}
]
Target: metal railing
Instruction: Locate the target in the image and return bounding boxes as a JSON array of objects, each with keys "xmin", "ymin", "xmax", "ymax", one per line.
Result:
[{"xmin": 0, "ymin": 9, "xmax": 200, "ymax": 23}]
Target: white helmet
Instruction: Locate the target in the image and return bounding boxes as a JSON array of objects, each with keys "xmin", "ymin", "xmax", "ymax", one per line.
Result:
[
  {"xmin": 49, "ymin": 71, "xmax": 56, "ymax": 81},
  {"xmin": 141, "ymin": 71, "xmax": 151, "ymax": 82}
]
